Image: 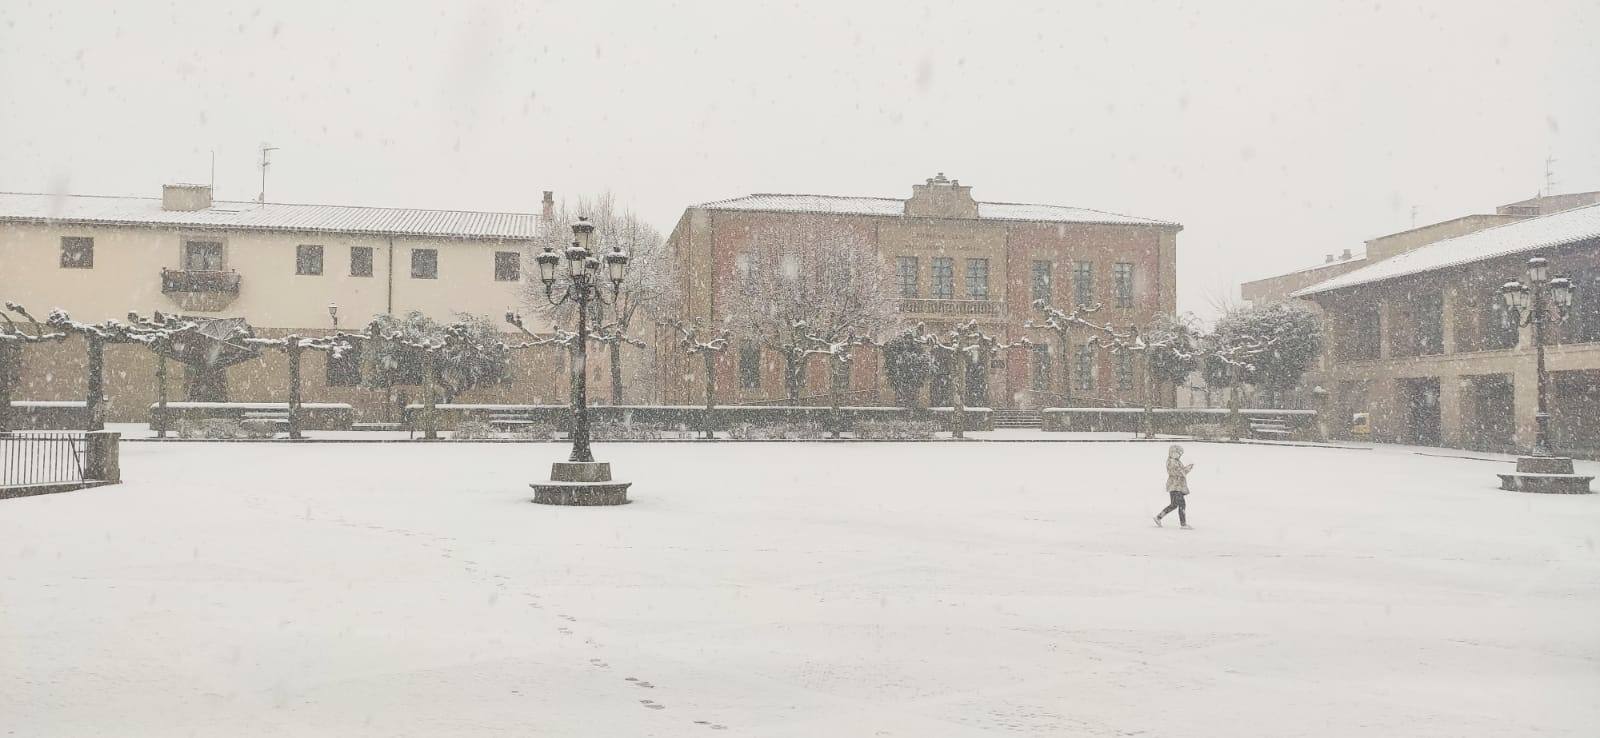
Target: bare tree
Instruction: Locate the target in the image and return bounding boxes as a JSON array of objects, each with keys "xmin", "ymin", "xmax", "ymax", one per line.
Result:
[
  {"xmin": 527, "ymin": 192, "xmax": 674, "ymax": 404},
  {"xmin": 44, "ymin": 309, "xmax": 209, "ymax": 431},
  {"xmin": 0, "ymin": 303, "xmax": 68, "ymax": 432},
  {"xmin": 667, "ymin": 320, "xmax": 731, "ymax": 439},
  {"xmin": 238, "ymin": 331, "xmax": 356, "ymax": 440},
  {"xmin": 718, "ymin": 218, "xmax": 896, "ymax": 404},
  {"xmin": 804, "ymin": 331, "xmax": 876, "ymax": 437},
  {"xmin": 915, "ymin": 320, "xmax": 1016, "ymax": 439},
  {"xmin": 1024, "ymin": 299, "xmax": 1111, "ymax": 407}
]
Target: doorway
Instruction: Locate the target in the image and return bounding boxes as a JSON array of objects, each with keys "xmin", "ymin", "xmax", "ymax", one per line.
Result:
[{"xmin": 1399, "ymin": 377, "xmax": 1441, "ymax": 446}]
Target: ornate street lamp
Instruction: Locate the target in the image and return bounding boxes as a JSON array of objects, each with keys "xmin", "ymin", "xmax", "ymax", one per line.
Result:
[
  {"xmin": 526, "ymin": 217, "xmax": 634, "ymax": 505},
  {"xmin": 1497, "ymin": 255, "xmax": 1592, "ymax": 493},
  {"xmin": 328, "ymin": 302, "xmax": 339, "ymax": 330}
]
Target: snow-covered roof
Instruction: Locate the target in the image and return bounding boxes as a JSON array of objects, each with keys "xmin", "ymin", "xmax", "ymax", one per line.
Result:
[
  {"xmin": 0, "ymin": 192, "xmax": 541, "ymax": 240},
  {"xmin": 1293, "ymin": 202, "xmax": 1600, "ymax": 297},
  {"xmin": 696, "ymin": 193, "xmax": 1177, "ymax": 227}
]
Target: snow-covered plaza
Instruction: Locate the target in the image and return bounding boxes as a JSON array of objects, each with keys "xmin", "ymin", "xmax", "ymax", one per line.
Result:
[{"xmin": 3, "ymin": 440, "xmax": 1597, "ymax": 737}]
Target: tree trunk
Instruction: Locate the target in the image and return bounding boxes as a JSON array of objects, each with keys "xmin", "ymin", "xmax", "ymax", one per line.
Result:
[
  {"xmin": 286, "ymin": 338, "xmax": 303, "ymax": 440},
  {"xmin": 1142, "ymin": 354, "xmax": 1155, "ymax": 439},
  {"xmin": 829, "ymin": 356, "xmax": 845, "ymax": 439},
  {"xmin": 86, "ymin": 335, "xmax": 105, "ymax": 431},
  {"xmin": 1228, "ymin": 364, "xmax": 1243, "ymax": 441},
  {"xmin": 702, "ymin": 352, "xmax": 716, "ymax": 440},
  {"xmin": 784, "ymin": 352, "xmax": 802, "ymax": 406},
  {"xmin": 0, "ymin": 342, "xmax": 15, "ymax": 433},
  {"xmin": 951, "ymin": 348, "xmax": 966, "ymax": 440},
  {"xmin": 423, "ymin": 350, "xmax": 439, "ymax": 440},
  {"xmin": 609, "ymin": 340, "xmax": 624, "ymax": 406},
  {"xmin": 155, "ymin": 352, "xmax": 168, "ymax": 438},
  {"xmin": 1059, "ymin": 333, "xmax": 1073, "ymax": 408}
]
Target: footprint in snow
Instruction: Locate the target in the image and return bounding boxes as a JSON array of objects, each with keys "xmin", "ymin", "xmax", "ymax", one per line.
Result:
[{"xmin": 640, "ymin": 699, "xmax": 665, "ymax": 710}]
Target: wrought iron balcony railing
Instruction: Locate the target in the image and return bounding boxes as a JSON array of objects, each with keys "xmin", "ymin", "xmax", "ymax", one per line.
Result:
[
  {"xmin": 161, "ymin": 269, "xmax": 241, "ymax": 295},
  {"xmin": 897, "ymin": 298, "xmax": 1002, "ymax": 316}
]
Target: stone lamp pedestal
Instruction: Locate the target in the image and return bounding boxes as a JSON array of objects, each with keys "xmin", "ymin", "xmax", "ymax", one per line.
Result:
[
  {"xmin": 531, "ymin": 461, "xmax": 631, "ymax": 505},
  {"xmin": 1498, "ymin": 455, "xmax": 1593, "ymax": 494}
]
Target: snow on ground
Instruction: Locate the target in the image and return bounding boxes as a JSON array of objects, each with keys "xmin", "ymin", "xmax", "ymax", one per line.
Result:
[{"xmin": 2, "ymin": 441, "xmax": 1596, "ymax": 736}]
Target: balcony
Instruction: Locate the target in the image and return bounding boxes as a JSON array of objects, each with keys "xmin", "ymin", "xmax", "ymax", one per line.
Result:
[
  {"xmin": 161, "ymin": 269, "xmax": 241, "ymax": 312},
  {"xmin": 898, "ymin": 298, "xmax": 1003, "ymax": 317}
]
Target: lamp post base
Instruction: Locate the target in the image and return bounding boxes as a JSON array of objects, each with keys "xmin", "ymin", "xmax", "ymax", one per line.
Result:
[
  {"xmin": 1498, "ymin": 456, "xmax": 1593, "ymax": 494},
  {"xmin": 531, "ymin": 461, "xmax": 632, "ymax": 505}
]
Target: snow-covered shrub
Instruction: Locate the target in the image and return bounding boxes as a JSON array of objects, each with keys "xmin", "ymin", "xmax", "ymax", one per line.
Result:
[
  {"xmin": 587, "ymin": 422, "xmax": 695, "ymax": 440},
  {"xmin": 726, "ymin": 421, "xmax": 830, "ymax": 440},
  {"xmin": 855, "ymin": 419, "xmax": 941, "ymax": 440},
  {"xmin": 452, "ymin": 420, "xmax": 497, "ymax": 439},
  {"xmin": 452, "ymin": 419, "xmax": 561, "ymax": 440},
  {"xmin": 1186, "ymin": 423, "xmax": 1227, "ymax": 440},
  {"xmin": 176, "ymin": 419, "xmax": 257, "ymax": 439},
  {"xmin": 237, "ymin": 419, "xmax": 281, "ymax": 439}
]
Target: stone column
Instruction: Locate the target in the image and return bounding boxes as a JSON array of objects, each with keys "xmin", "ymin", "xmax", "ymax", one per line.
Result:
[
  {"xmin": 1438, "ymin": 374, "xmax": 1464, "ymax": 448},
  {"xmin": 1369, "ymin": 375, "xmax": 1399, "ymax": 443},
  {"xmin": 1511, "ymin": 357, "xmax": 1538, "ymax": 453},
  {"xmin": 1440, "ymin": 287, "xmax": 1458, "ymax": 355},
  {"xmin": 1377, "ymin": 301, "xmax": 1392, "ymax": 360},
  {"xmin": 83, "ymin": 430, "xmax": 121, "ymax": 483}
]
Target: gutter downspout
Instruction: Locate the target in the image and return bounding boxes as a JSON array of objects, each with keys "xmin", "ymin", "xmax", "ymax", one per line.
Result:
[{"xmin": 386, "ymin": 237, "xmax": 395, "ymax": 316}]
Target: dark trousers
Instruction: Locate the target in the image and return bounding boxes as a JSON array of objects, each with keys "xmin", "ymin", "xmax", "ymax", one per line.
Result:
[{"xmin": 1158, "ymin": 490, "xmax": 1187, "ymax": 525}]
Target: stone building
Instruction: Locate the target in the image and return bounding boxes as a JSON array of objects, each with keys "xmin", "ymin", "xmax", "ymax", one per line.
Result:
[
  {"xmin": 1292, "ymin": 200, "xmax": 1600, "ymax": 456},
  {"xmin": 659, "ymin": 174, "xmax": 1182, "ymax": 410},
  {"xmin": 0, "ymin": 185, "xmax": 575, "ymax": 422}
]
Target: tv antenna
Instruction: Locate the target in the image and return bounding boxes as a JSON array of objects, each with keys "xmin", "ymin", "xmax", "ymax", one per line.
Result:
[
  {"xmin": 257, "ymin": 144, "xmax": 279, "ymax": 204},
  {"xmin": 1543, "ymin": 155, "xmax": 1557, "ymax": 197}
]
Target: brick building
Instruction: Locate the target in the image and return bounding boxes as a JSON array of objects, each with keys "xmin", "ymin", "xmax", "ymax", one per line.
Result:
[{"xmin": 659, "ymin": 175, "xmax": 1181, "ymax": 410}]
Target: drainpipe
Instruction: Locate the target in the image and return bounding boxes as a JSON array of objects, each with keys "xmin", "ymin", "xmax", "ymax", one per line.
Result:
[{"xmin": 386, "ymin": 237, "xmax": 395, "ymax": 316}]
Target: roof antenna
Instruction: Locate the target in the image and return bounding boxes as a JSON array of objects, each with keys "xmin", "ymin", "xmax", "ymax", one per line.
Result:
[
  {"xmin": 209, "ymin": 149, "xmax": 215, "ymax": 191},
  {"xmin": 257, "ymin": 143, "xmax": 279, "ymax": 205},
  {"xmin": 1543, "ymin": 154, "xmax": 1557, "ymax": 198}
]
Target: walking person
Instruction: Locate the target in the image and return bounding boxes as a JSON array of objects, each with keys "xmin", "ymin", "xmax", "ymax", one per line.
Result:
[{"xmin": 1154, "ymin": 445, "xmax": 1194, "ymax": 529}]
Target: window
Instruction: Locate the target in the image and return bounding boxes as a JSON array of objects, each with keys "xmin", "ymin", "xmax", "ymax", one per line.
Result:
[
  {"xmin": 59, "ymin": 237, "xmax": 94, "ymax": 268},
  {"xmin": 931, "ymin": 257, "xmax": 954, "ymax": 299},
  {"xmin": 896, "ymin": 256, "xmax": 919, "ymax": 298},
  {"xmin": 350, "ymin": 246, "xmax": 374, "ymax": 277},
  {"xmin": 1114, "ymin": 262, "xmax": 1134, "ymax": 308},
  {"xmin": 1031, "ymin": 344, "xmax": 1051, "ymax": 391},
  {"xmin": 966, "ymin": 258, "xmax": 989, "ymax": 299},
  {"xmin": 296, "ymin": 244, "xmax": 324, "ymax": 276},
  {"xmin": 1031, "ymin": 261, "xmax": 1052, "ymax": 304},
  {"xmin": 495, "ymin": 251, "xmax": 521, "ymax": 281},
  {"xmin": 326, "ymin": 348, "xmax": 362, "ymax": 386},
  {"xmin": 1336, "ymin": 303, "xmax": 1381, "ymax": 361},
  {"xmin": 1074, "ymin": 261, "xmax": 1094, "ymax": 306},
  {"xmin": 1075, "ymin": 343, "xmax": 1096, "ymax": 391},
  {"xmin": 411, "ymin": 248, "xmax": 438, "ymax": 279},
  {"xmin": 1116, "ymin": 351, "xmax": 1134, "ymax": 391},
  {"xmin": 739, "ymin": 340, "xmax": 761, "ymax": 389},
  {"xmin": 184, "ymin": 240, "xmax": 224, "ymax": 271}
]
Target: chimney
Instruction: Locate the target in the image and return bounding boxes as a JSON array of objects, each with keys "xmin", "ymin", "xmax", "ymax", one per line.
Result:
[
  {"xmin": 162, "ymin": 183, "xmax": 213, "ymax": 211},
  {"xmin": 1340, "ymin": 249, "xmax": 1353, "ymax": 260},
  {"xmin": 1325, "ymin": 254, "xmax": 1335, "ymax": 264},
  {"xmin": 541, "ymin": 191, "xmax": 555, "ymax": 221}
]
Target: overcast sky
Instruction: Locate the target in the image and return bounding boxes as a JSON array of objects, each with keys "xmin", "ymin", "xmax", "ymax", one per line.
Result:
[{"xmin": 3, "ymin": 0, "xmax": 1596, "ymax": 318}]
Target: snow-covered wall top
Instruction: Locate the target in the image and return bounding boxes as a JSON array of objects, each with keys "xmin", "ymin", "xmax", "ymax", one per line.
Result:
[
  {"xmin": 0, "ymin": 192, "xmax": 540, "ymax": 241},
  {"xmin": 695, "ymin": 193, "xmax": 1177, "ymax": 228},
  {"xmin": 1294, "ymin": 202, "xmax": 1600, "ymax": 297}
]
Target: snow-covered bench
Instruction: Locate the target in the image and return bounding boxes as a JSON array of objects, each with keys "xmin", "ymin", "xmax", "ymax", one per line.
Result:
[{"xmin": 1247, "ymin": 417, "xmax": 1293, "ymax": 438}]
